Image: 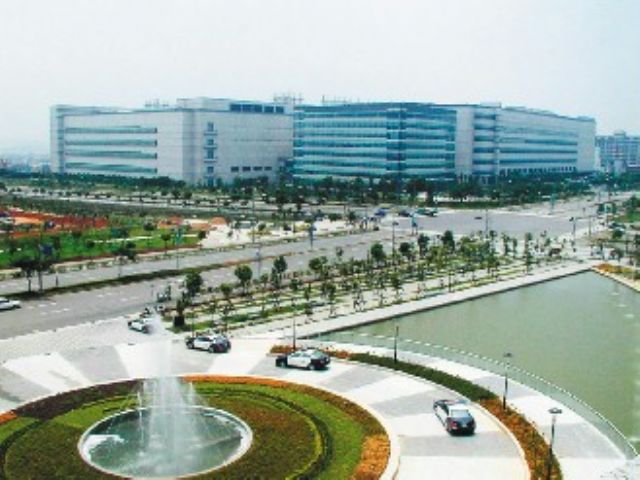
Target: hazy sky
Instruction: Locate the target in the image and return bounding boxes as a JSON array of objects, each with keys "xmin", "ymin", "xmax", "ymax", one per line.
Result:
[{"xmin": 1, "ymin": 0, "xmax": 638, "ymax": 152}]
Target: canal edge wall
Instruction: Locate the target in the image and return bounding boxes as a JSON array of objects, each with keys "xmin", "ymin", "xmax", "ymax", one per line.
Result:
[
  {"xmin": 296, "ymin": 261, "xmax": 594, "ymax": 338},
  {"xmin": 592, "ymin": 266, "xmax": 640, "ymax": 293}
]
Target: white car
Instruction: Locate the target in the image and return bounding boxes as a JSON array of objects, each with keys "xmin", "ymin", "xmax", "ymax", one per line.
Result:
[
  {"xmin": 0, "ymin": 297, "xmax": 20, "ymax": 311},
  {"xmin": 185, "ymin": 334, "xmax": 231, "ymax": 353},
  {"xmin": 127, "ymin": 316, "xmax": 156, "ymax": 334},
  {"xmin": 275, "ymin": 349, "xmax": 331, "ymax": 370}
]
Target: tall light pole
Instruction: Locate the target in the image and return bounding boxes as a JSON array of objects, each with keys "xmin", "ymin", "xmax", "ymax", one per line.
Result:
[
  {"xmin": 546, "ymin": 407, "xmax": 563, "ymax": 480},
  {"xmin": 484, "ymin": 208, "xmax": 489, "ymax": 239},
  {"xmin": 256, "ymin": 244, "xmax": 262, "ymax": 277},
  {"xmin": 502, "ymin": 352, "xmax": 513, "ymax": 409},
  {"xmin": 393, "ymin": 324, "xmax": 400, "ymax": 364},
  {"xmin": 391, "ymin": 219, "xmax": 399, "ymax": 264}
]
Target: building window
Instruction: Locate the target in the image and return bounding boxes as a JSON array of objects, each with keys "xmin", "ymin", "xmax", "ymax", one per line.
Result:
[
  {"xmin": 242, "ymin": 166, "xmax": 251, "ymax": 172},
  {"xmin": 206, "ymin": 149, "xmax": 215, "ymax": 159},
  {"xmin": 206, "ymin": 138, "xmax": 214, "ymax": 146},
  {"xmin": 207, "ymin": 166, "xmax": 214, "ymax": 174},
  {"xmin": 207, "ymin": 122, "xmax": 215, "ymax": 132},
  {"xmin": 253, "ymin": 166, "xmax": 263, "ymax": 171},
  {"xmin": 264, "ymin": 166, "xmax": 273, "ymax": 171},
  {"xmin": 231, "ymin": 166, "xmax": 239, "ymax": 172}
]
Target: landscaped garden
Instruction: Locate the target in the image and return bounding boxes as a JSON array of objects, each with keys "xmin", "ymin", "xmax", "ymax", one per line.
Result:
[{"xmin": 0, "ymin": 376, "xmax": 389, "ymax": 479}]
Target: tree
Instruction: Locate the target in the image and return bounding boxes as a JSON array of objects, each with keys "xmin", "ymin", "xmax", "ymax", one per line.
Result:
[
  {"xmin": 143, "ymin": 222, "xmax": 156, "ymax": 247},
  {"xmin": 272, "ymin": 255, "xmax": 288, "ymax": 283},
  {"xmin": 398, "ymin": 242, "xmax": 414, "ymax": 263},
  {"xmin": 390, "ymin": 272, "xmax": 403, "ymax": 302},
  {"xmin": 370, "ymin": 242, "xmax": 386, "ymax": 267},
  {"xmin": 308, "ymin": 256, "xmax": 328, "ymax": 279},
  {"xmin": 160, "ymin": 232, "xmax": 171, "ymax": 253},
  {"xmin": 219, "ymin": 283, "xmax": 235, "ymax": 321},
  {"xmin": 442, "ymin": 230, "xmax": 455, "ymax": 252},
  {"xmin": 289, "ymin": 276, "xmax": 301, "ymax": 308},
  {"xmin": 234, "ymin": 264, "xmax": 253, "ymax": 296},
  {"xmin": 184, "ymin": 270, "xmax": 203, "ymax": 298},
  {"xmin": 417, "ymin": 234, "xmax": 430, "ymax": 258},
  {"xmin": 12, "ymin": 257, "xmax": 37, "ymax": 293}
]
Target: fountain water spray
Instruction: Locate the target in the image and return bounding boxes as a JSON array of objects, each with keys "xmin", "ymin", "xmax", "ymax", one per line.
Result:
[{"xmin": 79, "ymin": 314, "xmax": 252, "ymax": 478}]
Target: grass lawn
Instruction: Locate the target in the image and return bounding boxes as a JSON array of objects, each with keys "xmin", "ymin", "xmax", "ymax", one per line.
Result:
[{"xmin": 0, "ymin": 378, "xmax": 388, "ymax": 479}]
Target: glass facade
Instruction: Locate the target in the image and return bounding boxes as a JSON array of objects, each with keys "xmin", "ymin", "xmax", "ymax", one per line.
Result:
[
  {"xmin": 293, "ymin": 103, "xmax": 457, "ymax": 181},
  {"xmin": 468, "ymin": 107, "xmax": 584, "ymax": 176}
]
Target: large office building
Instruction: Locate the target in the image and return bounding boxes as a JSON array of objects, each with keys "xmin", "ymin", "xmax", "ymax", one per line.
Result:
[
  {"xmin": 596, "ymin": 131, "xmax": 640, "ymax": 174},
  {"xmin": 292, "ymin": 102, "xmax": 596, "ymax": 182},
  {"xmin": 51, "ymin": 98, "xmax": 293, "ymax": 185}
]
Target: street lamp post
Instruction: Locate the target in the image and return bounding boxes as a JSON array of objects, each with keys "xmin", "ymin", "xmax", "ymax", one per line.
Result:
[
  {"xmin": 502, "ymin": 352, "xmax": 513, "ymax": 409},
  {"xmin": 484, "ymin": 208, "xmax": 489, "ymax": 239},
  {"xmin": 393, "ymin": 324, "xmax": 399, "ymax": 364},
  {"xmin": 546, "ymin": 407, "xmax": 563, "ymax": 480},
  {"xmin": 392, "ymin": 219, "xmax": 399, "ymax": 264},
  {"xmin": 256, "ymin": 245, "xmax": 262, "ymax": 277},
  {"xmin": 292, "ymin": 316, "xmax": 297, "ymax": 350}
]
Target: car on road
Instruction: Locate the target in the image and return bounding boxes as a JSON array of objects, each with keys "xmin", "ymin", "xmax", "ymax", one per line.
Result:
[
  {"xmin": 127, "ymin": 316, "xmax": 156, "ymax": 334},
  {"xmin": 433, "ymin": 399, "xmax": 476, "ymax": 435},
  {"xmin": 415, "ymin": 208, "xmax": 437, "ymax": 217},
  {"xmin": 185, "ymin": 334, "xmax": 231, "ymax": 353},
  {"xmin": 0, "ymin": 297, "xmax": 20, "ymax": 311},
  {"xmin": 275, "ymin": 349, "xmax": 331, "ymax": 370},
  {"xmin": 398, "ymin": 209, "xmax": 413, "ymax": 217},
  {"xmin": 374, "ymin": 208, "xmax": 388, "ymax": 218}
]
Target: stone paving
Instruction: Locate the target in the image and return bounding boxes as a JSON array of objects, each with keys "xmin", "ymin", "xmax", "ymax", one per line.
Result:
[
  {"xmin": 0, "ymin": 331, "xmax": 527, "ymax": 480},
  {"xmin": 0, "ymin": 259, "xmax": 633, "ymax": 479}
]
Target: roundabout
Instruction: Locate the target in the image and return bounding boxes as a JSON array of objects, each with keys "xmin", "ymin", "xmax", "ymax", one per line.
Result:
[
  {"xmin": 0, "ymin": 331, "xmax": 528, "ymax": 479},
  {"xmin": 0, "ymin": 375, "xmax": 390, "ymax": 479}
]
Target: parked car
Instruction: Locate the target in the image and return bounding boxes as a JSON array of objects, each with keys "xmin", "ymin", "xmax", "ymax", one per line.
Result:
[
  {"xmin": 433, "ymin": 400, "xmax": 476, "ymax": 435},
  {"xmin": 374, "ymin": 208, "xmax": 388, "ymax": 218},
  {"xmin": 275, "ymin": 349, "xmax": 331, "ymax": 370},
  {"xmin": 185, "ymin": 334, "xmax": 231, "ymax": 353},
  {"xmin": 398, "ymin": 209, "xmax": 413, "ymax": 218},
  {"xmin": 0, "ymin": 297, "xmax": 20, "ymax": 311},
  {"xmin": 127, "ymin": 316, "xmax": 156, "ymax": 334}
]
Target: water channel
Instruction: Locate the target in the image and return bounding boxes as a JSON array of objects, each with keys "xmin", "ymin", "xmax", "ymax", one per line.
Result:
[{"xmin": 338, "ymin": 272, "xmax": 640, "ymax": 447}]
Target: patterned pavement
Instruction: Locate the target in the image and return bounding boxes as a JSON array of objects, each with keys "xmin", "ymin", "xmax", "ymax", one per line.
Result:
[{"xmin": 0, "ymin": 329, "xmax": 527, "ymax": 480}]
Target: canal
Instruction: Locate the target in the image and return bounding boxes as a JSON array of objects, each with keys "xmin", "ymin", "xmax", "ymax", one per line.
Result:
[{"xmin": 339, "ymin": 272, "xmax": 640, "ymax": 446}]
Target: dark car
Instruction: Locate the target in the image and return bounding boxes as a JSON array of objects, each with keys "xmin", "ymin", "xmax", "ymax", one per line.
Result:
[
  {"xmin": 433, "ymin": 399, "xmax": 476, "ymax": 435},
  {"xmin": 185, "ymin": 334, "xmax": 231, "ymax": 353},
  {"xmin": 398, "ymin": 209, "xmax": 413, "ymax": 217},
  {"xmin": 275, "ymin": 349, "xmax": 331, "ymax": 370}
]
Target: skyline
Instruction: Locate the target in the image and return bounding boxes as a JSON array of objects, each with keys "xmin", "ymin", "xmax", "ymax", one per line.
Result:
[{"xmin": 1, "ymin": 0, "xmax": 639, "ymax": 153}]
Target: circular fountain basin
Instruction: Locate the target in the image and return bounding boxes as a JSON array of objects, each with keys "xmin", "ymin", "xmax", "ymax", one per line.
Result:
[{"xmin": 79, "ymin": 406, "xmax": 252, "ymax": 478}]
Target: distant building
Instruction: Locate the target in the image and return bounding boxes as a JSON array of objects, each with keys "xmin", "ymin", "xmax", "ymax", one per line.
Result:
[
  {"xmin": 292, "ymin": 102, "xmax": 596, "ymax": 182},
  {"xmin": 50, "ymin": 98, "xmax": 293, "ymax": 185},
  {"xmin": 596, "ymin": 131, "xmax": 640, "ymax": 174}
]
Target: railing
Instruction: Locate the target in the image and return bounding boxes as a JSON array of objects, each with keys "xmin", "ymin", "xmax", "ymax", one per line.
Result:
[{"xmin": 313, "ymin": 330, "xmax": 638, "ymax": 460}]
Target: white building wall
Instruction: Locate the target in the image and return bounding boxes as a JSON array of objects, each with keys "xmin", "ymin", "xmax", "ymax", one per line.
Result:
[{"xmin": 50, "ymin": 99, "xmax": 293, "ymax": 184}]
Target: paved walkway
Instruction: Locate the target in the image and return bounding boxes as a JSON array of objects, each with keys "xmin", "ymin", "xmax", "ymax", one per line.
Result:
[
  {"xmin": 0, "ymin": 332, "xmax": 526, "ymax": 480},
  {"xmin": 300, "ymin": 341, "xmax": 628, "ymax": 480}
]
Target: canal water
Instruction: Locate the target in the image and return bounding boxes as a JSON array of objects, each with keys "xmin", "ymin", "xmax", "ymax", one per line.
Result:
[{"xmin": 341, "ymin": 272, "xmax": 640, "ymax": 445}]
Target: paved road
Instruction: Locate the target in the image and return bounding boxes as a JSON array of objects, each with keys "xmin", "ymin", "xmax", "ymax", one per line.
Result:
[
  {"xmin": 0, "ymin": 335, "xmax": 526, "ymax": 480},
  {"xmin": 0, "ymin": 231, "xmax": 411, "ymax": 339},
  {"xmin": 0, "ymin": 202, "xmax": 605, "ymax": 339}
]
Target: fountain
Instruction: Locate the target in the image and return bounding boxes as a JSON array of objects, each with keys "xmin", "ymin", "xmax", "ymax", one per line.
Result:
[{"xmin": 78, "ymin": 314, "xmax": 252, "ymax": 478}]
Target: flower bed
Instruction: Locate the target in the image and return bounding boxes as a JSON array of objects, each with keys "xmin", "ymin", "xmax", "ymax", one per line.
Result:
[
  {"xmin": 0, "ymin": 377, "xmax": 389, "ymax": 480},
  {"xmin": 348, "ymin": 353, "xmax": 562, "ymax": 480}
]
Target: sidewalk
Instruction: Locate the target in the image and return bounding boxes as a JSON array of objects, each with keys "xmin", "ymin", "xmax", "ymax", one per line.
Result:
[
  {"xmin": 300, "ymin": 342, "xmax": 628, "ymax": 480},
  {"xmin": 0, "ymin": 335, "xmax": 526, "ymax": 480}
]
